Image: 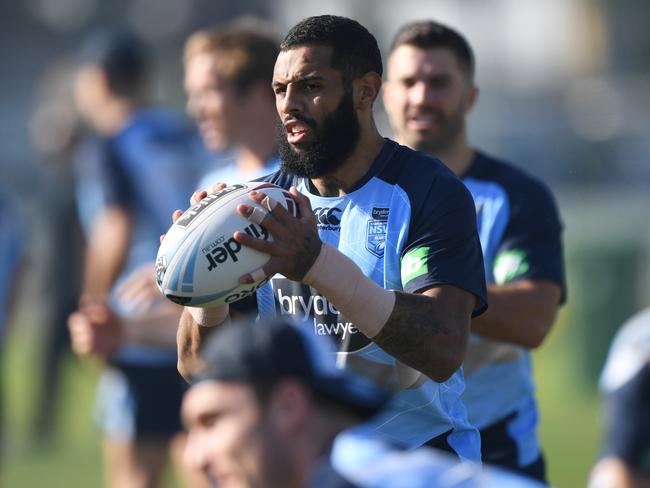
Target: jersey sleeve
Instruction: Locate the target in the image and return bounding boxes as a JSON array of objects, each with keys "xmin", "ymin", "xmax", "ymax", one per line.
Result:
[
  {"xmin": 400, "ymin": 172, "xmax": 487, "ymax": 317},
  {"xmin": 601, "ymin": 362, "xmax": 650, "ymax": 473},
  {"xmin": 494, "ymin": 179, "xmax": 566, "ymax": 302},
  {"xmin": 73, "ymin": 138, "xmax": 131, "ymax": 235}
]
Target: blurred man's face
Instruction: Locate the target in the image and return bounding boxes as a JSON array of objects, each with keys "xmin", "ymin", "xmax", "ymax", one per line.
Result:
[
  {"xmin": 182, "ymin": 381, "xmax": 270, "ymax": 488},
  {"xmin": 383, "ymin": 45, "xmax": 475, "ymax": 155},
  {"xmin": 73, "ymin": 66, "xmax": 108, "ymax": 132},
  {"xmin": 184, "ymin": 53, "xmax": 242, "ymax": 152},
  {"xmin": 272, "ymin": 45, "xmax": 361, "ymax": 178}
]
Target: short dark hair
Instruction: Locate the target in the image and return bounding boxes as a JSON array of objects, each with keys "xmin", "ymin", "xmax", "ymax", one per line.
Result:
[
  {"xmin": 185, "ymin": 18, "xmax": 279, "ymax": 96},
  {"xmin": 194, "ymin": 318, "xmax": 390, "ymax": 420},
  {"xmin": 389, "ymin": 20, "xmax": 475, "ymax": 81},
  {"xmin": 280, "ymin": 15, "xmax": 383, "ymax": 86},
  {"xmin": 78, "ymin": 28, "xmax": 149, "ymax": 98}
]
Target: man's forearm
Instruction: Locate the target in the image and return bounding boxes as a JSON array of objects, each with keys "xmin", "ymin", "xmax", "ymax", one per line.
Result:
[
  {"xmin": 176, "ymin": 308, "xmax": 228, "ymax": 381},
  {"xmin": 304, "ymin": 244, "xmax": 472, "ymax": 382},
  {"xmin": 82, "ymin": 206, "xmax": 132, "ymax": 301},
  {"xmin": 471, "ymin": 280, "xmax": 561, "ymax": 349},
  {"xmin": 374, "ymin": 290, "xmax": 470, "ymax": 382}
]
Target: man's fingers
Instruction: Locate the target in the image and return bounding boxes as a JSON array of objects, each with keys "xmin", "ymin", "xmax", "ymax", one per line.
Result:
[
  {"xmin": 190, "ymin": 190, "xmax": 207, "ymax": 206},
  {"xmin": 211, "ymin": 182, "xmax": 227, "ymax": 193},
  {"xmin": 290, "ymin": 186, "xmax": 316, "ymax": 226},
  {"xmin": 248, "ymin": 206, "xmax": 269, "ymax": 225},
  {"xmin": 239, "ymin": 263, "xmax": 276, "ymax": 285},
  {"xmin": 233, "ymin": 230, "xmax": 278, "ymax": 254},
  {"xmin": 171, "ymin": 209, "xmax": 183, "ymax": 224}
]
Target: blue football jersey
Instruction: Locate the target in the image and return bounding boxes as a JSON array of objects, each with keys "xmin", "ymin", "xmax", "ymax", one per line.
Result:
[
  {"xmin": 74, "ymin": 108, "xmax": 208, "ymax": 364},
  {"xmin": 197, "ymin": 154, "xmax": 281, "ymax": 191},
  {"xmin": 255, "ymin": 139, "xmax": 487, "ymax": 461},
  {"xmin": 328, "ymin": 427, "xmax": 548, "ymax": 488},
  {"xmin": 460, "ymin": 152, "xmax": 565, "ymax": 466}
]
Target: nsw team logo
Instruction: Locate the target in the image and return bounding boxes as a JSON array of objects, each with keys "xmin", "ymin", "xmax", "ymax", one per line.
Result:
[{"xmin": 365, "ymin": 220, "xmax": 387, "ymax": 257}]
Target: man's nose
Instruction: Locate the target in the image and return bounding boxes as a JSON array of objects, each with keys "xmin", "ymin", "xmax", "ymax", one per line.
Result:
[
  {"xmin": 183, "ymin": 431, "xmax": 210, "ymax": 472},
  {"xmin": 410, "ymin": 81, "xmax": 433, "ymax": 106},
  {"xmin": 279, "ymin": 85, "xmax": 302, "ymax": 116}
]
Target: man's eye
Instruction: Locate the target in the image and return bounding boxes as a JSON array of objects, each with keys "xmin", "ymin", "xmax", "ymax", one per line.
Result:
[{"xmin": 305, "ymin": 83, "xmax": 320, "ymax": 92}]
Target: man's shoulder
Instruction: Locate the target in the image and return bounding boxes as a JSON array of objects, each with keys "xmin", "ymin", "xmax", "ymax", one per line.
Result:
[
  {"xmin": 468, "ymin": 151, "xmax": 556, "ymax": 203},
  {"xmin": 379, "ymin": 140, "xmax": 466, "ymax": 205},
  {"xmin": 257, "ymin": 169, "xmax": 299, "ymax": 189},
  {"xmin": 381, "ymin": 140, "xmax": 453, "ymax": 183},
  {"xmin": 115, "ymin": 108, "xmax": 198, "ymax": 150}
]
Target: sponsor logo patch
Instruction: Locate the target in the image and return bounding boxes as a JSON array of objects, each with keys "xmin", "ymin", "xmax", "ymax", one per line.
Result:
[
  {"xmin": 272, "ymin": 277, "xmax": 370, "ymax": 352},
  {"xmin": 401, "ymin": 247, "xmax": 429, "ymax": 285},
  {"xmin": 313, "ymin": 207, "xmax": 342, "ymax": 231},
  {"xmin": 493, "ymin": 249, "xmax": 529, "ymax": 284},
  {"xmin": 371, "ymin": 207, "xmax": 389, "ymax": 221}
]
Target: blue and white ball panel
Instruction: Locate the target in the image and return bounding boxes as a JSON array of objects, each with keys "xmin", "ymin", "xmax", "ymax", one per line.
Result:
[{"xmin": 155, "ymin": 182, "xmax": 296, "ymax": 307}]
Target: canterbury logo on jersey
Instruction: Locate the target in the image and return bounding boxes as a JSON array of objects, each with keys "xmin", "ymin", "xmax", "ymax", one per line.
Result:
[{"xmin": 313, "ymin": 207, "xmax": 342, "ymax": 230}]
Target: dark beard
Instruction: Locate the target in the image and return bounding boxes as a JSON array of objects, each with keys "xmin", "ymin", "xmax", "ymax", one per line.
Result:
[{"xmin": 277, "ymin": 91, "xmax": 361, "ymax": 178}]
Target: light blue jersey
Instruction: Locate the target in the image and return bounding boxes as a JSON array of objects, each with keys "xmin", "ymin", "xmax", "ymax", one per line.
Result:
[
  {"xmin": 327, "ymin": 428, "xmax": 548, "ymax": 488},
  {"xmin": 74, "ymin": 108, "xmax": 208, "ymax": 364},
  {"xmin": 255, "ymin": 140, "xmax": 487, "ymax": 461},
  {"xmin": 197, "ymin": 154, "xmax": 280, "ymax": 191},
  {"xmin": 461, "ymin": 152, "xmax": 565, "ymax": 471}
]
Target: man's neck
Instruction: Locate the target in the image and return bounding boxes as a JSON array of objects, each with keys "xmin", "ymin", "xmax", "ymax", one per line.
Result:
[
  {"xmin": 235, "ymin": 107, "xmax": 278, "ymax": 176},
  {"xmin": 235, "ymin": 140, "xmax": 276, "ymax": 177},
  {"xmin": 435, "ymin": 142, "xmax": 475, "ymax": 177},
  {"xmin": 311, "ymin": 131, "xmax": 385, "ymax": 197},
  {"xmin": 95, "ymin": 98, "xmax": 137, "ymax": 136}
]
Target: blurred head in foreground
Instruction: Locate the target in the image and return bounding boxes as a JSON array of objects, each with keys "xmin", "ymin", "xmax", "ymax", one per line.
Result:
[{"xmin": 181, "ymin": 318, "xmax": 388, "ymax": 488}]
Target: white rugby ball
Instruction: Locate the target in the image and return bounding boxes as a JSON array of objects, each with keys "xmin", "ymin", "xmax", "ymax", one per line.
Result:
[{"xmin": 155, "ymin": 182, "xmax": 296, "ymax": 307}]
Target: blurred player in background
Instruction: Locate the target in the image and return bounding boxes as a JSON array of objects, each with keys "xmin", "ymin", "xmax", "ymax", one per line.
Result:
[
  {"xmin": 382, "ymin": 20, "xmax": 566, "ymax": 482},
  {"xmin": 589, "ymin": 307, "xmax": 650, "ymax": 488},
  {"xmin": 28, "ymin": 57, "xmax": 85, "ymax": 444},
  {"xmin": 177, "ymin": 15, "xmax": 488, "ymax": 464},
  {"xmin": 184, "ymin": 17, "xmax": 281, "ymax": 189},
  {"xmin": 183, "ymin": 318, "xmax": 548, "ymax": 488},
  {"xmin": 0, "ymin": 189, "xmax": 26, "ymax": 458},
  {"xmin": 67, "ymin": 28, "xmax": 208, "ymax": 488}
]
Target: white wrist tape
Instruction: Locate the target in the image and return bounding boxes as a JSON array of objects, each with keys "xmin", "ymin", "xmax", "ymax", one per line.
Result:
[
  {"xmin": 303, "ymin": 244, "xmax": 395, "ymax": 338},
  {"xmin": 186, "ymin": 304, "xmax": 228, "ymax": 328}
]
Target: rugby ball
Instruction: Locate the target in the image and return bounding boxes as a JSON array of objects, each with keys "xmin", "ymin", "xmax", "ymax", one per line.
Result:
[{"xmin": 155, "ymin": 182, "xmax": 296, "ymax": 307}]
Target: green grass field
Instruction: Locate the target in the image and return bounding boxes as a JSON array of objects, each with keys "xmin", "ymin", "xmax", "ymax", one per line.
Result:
[{"xmin": 1, "ymin": 305, "xmax": 601, "ymax": 488}]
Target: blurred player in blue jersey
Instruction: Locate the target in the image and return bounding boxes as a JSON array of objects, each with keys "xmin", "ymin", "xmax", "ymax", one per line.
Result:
[
  {"xmin": 175, "ymin": 15, "xmax": 488, "ymax": 463},
  {"xmin": 67, "ymin": 28, "xmax": 209, "ymax": 487},
  {"xmin": 183, "ymin": 18, "xmax": 281, "ymax": 190},
  {"xmin": 383, "ymin": 20, "xmax": 566, "ymax": 482},
  {"xmin": 589, "ymin": 307, "xmax": 650, "ymax": 488},
  {"xmin": 183, "ymin": 318, "xmax": 547, "ymax": 488}
]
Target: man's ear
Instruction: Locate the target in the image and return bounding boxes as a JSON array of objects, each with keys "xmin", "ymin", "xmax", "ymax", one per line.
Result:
[
  {"xmin": 268, "ymin": 380, "xmax": 312, "ymax": 436},
  {"xmin": 465, "ymin": 84, "xmax": 479, "ymax": 113},
  {"xmin": 353, "ymin": 72, "xmax": 382, "ymax": 109}
]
